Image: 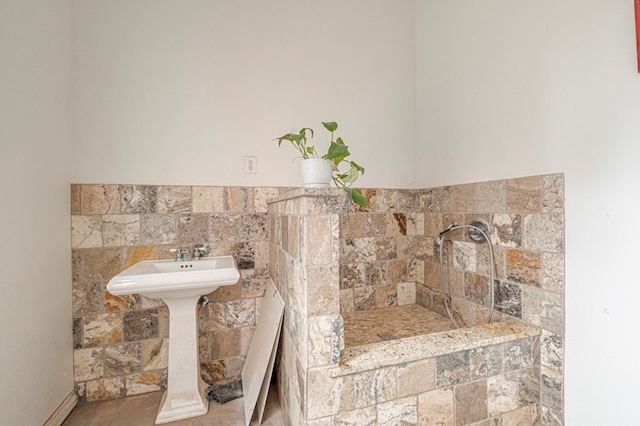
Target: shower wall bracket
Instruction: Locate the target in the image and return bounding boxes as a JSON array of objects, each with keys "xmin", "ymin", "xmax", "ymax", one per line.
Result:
[{"xmin": 468, "ymin": 218, "xmax": 491, "ymax": 243}]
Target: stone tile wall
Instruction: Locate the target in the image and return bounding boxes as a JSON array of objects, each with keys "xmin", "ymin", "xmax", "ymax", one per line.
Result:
[
  {"xmin": 269, "ymin": 182, "xmax": 558, "ymax": 425},
  {"xmin": 70, "ymin": 184, "xmax": 286, "ymax": 402},
  {"xmin": 312, "ymin": 331, "xmax": 541, "ymax": 425},
  {"xmin": 268, "ymin": 189, "xmax": 345, "ymax": 424},
  {"xmin": 420, "ymin": 174, "xmax": 565, "ymax": 425},
  {"xmin": 339, "ymin": 189, "xmax": 426, "ymax": 313},
  {"xmin": 70, "ymin": 174, "xmax": 564, "ymax": 424}
]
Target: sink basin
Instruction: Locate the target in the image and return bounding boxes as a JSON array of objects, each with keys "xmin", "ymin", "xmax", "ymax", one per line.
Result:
[
  {"xmin": 107, "ymin": 255, "xmax": 240, "ymax": 300},
  {"xmin": 106, "ymin": 255, "xmax": 240, "ymax": 424}
]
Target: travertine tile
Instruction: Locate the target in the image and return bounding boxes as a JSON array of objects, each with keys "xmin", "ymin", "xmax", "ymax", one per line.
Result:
[
  {"xmin": 503, "ymin": 338, "xmax": 535, "ymax": 372},
  {"xmin": 390, "ymin": 213, "xmax": 407, "ymax": 236},
  {"xmin": 397, "ymin": 282, "xmax": 416, "ymax": 306},
  {"xmin": 306, "ymin": 369, "xmax": 354, "ymax": 419},
  {"xmin": 123, "ymin": 310, "xmax": 158, "ymax": 341},
  {"xmin": 501, "ymin": 406, "xmax": 535, "ymax": 425},
  {"xmin": 453, "ymin": 241, "xmax": 477, "ymax": 272},
  {"xmin": 506, "ymin": 249, "xmax": 541, "ymax": 287},
  {"xmin": 354, "ymin": 287, "xmax": 376, "ymax": 311},
  {"xmin": 125, "ymin": 371, "xmax": 164, "ymax": 396},
  {"xmin": 491, "ymin": 214, "xmax": 522, "ymax": 248},
  {"xmin": 308, "ymin": 315, "xmax": 333, "ymax": 367},
  {"xmin": 104, "ymin": 343, "xmax": 141, "ymax": 376},
  {"xmin": 73, "ymin": 281, "xmax": 103, "ymax": 317},
  {"xmin": 140, "ymin": 214, "xmax": 177, "ymax": 245},
  {"xmin": 156, "ymin": 185, "xmax": 191, "ymax": 213},
  {"xmin": 542, "ymin": 173, "xmax": 564, "ymax": 213},
  {"xmin": 452, "ymin": 184, "xmax": 476, "ymax": 212},
  {"xmin": 397, "ymin": 359, "xmax": 435, "ymax": 397},
  {"xmin": 469, "ymin": 345, "xmax": 502, "ymax": 380},
  {"xmin": 405, "ymin": 212, "xmax": 424, "ymax": 236},
  {"xmin": 377, "ymin": 396, "xmax": 418, "ymax": 425},
  {"xmin": 436, "ymin": 351, "xmax": 470, "ymax": 388},
  {"xmin": 541, "ymin": 366, "xmax": 563, "ymax": 411},
  {"xmin": 333, "ymin": 406, "xmax": 376, "ymax": 426},
  {"xmin": 176, "ymin": 213, "xmax": 210, "ymax": 244},
  {"xmin": 123, "ymin": 246, "xmax": 157, "ymax": 269},
  {"xmin": 375, "ymin": 284, "xmax": 397, "ymax": 308},
  {"xmin": 507, "ymin": 175, "xmax": 542, "ymax": 213},
  {"xmin": 192, "ymin": 186, "xmax": 225, "ymax": 213},
  {"xmin": 341, "ymin": 238, "xmax": 376, "ymax": 263},
  {"xmin": 71, "ymin": 184, "xmax": 81, "ymax": 214},
  {"xmin": 85, "ymin": 377, "xmax": 125, "ymax": 402},
  {"xmin": 476, "ymin": 180, "xmax": 505, "ymax": 213},
  {"xmin": 455, "ymin": 380, "xmax": 488, "ymax": 425},
  {"xmin": 522, "ymin": 286, "xmax": 564, "ymax": 333},
  {"xmin": 81, "ymin": 184, "xmax": 121, "ymax": 214},
  {"xmin": 72, "ymin": 215, "xmax": 102, "ymax": 249},
  {"xmin": 74, "ymin": 348, "xmax": 104, "ymax": 381},
  {"xmin": 102, "ymin": 215, "xmax": 140, "ymax": 247},
  {"xmin": 142, "ymin": 338, "xmax": 169, "ymax": 371},
  {"xmin": 523, "ymin": 213, "xmax": 564, "ymax": 252},
  {"xmin": 254, "ymin": 187, "xmax": 280, "ymax": 213},
  {"xmin": 494, "ymin": 280, "xmax": 522, "ymax": 318},
  {"xmin": 83, "ymin": 313, "xmax": 122, "ymax": 347},
  {"xmin": 542, "ymin": 252, "xmax": 565, "ymax": 292},
  {"xmin": 418, "ymin": 388, "xmax": 454, "ymax": 426},
  {"xmin": 341, "ymin": 263, "xmax": 365, "ymax": 289},
  {"xmin": 518, "ymin": 366, "xmax": 540, "ymax": 406},
  {"xmin": 225, "ymin": 187, "xmax": 253, "ymax": 213},
  {"xmin": 119, "ymin": 185, "xmax": 157, "ymax": 214},
  {"xmin": 354, "ymin": 366, "xmax": 396, "ymax": 408},
  {"xmin": 487, "ymin": 372, "xmax": 518, "ymax": 416},
  {"xmin": 540, "ymin": 330, "xmax": 563, "ymax": 370},
  {"xmin": 225, "ymin": 299, "xmax": 255, "ymax": 328}
]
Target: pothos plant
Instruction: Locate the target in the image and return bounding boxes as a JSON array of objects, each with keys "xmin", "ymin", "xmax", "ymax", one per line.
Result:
[{"xmin": 275, "ymin": 121, "xmax": 369, "ymax": 207}]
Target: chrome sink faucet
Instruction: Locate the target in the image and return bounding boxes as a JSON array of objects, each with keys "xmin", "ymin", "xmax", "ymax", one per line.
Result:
[
  {"xmin": 171, "ymin": 247, "xmax": 192, "ymax": 261},
  {"xmin": 171, "ymin": 243, "xmax": 209, "ymax": 261}
]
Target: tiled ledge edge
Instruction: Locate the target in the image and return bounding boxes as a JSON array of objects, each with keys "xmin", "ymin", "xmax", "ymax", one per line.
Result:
[{"xmin": 330, "ymin": 321, "xmax": 541, "ymax": 377}]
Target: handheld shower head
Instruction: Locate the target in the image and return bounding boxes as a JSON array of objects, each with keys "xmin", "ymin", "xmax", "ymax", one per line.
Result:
[{"xmin": 435, "ymin": 221, "xmax": 458, "ymax": 246}]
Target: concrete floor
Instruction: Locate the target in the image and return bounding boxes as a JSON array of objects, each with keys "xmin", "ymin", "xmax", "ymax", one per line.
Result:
[{"xmin": 62, "ymin": 384, "xmax": 284, "ymax": 426}]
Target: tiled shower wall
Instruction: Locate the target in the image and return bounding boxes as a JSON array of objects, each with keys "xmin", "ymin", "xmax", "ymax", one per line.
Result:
[
  {"xmin": 339, "ymin": 189, "xmax": 425, "ymax": 313},
  {"xmin": 70, "ymin": 184, "xmax": 286, "ymax": 402},
  {"xmin": 420, "ymin": 174, "xmax": 565, "ymax": 424},
  {"xmin": 333, "ymin": 174, "xmax": 564, "ymax": 424}
]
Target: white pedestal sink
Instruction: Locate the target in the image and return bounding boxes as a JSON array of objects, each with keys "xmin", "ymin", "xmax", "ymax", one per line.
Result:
[{"xmin": 107, "ymin": 255, "xmax": 240, "ymax": 424}]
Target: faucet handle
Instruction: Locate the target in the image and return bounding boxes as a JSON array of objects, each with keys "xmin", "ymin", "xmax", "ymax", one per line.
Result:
[
  {"xmin": 170, "ymin": 247, "xmax": 192, "ymax": 261},
  {"xmin": 193, "ymin": 243, "xmax": 210, "ymax": 259}
]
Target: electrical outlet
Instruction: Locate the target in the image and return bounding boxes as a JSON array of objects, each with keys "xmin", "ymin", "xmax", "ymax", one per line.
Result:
[{"xmin": 244, "ymin": 156, "xmax": 257, "ymax": 174}]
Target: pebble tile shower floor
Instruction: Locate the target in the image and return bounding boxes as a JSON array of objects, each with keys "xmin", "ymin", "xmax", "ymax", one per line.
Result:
[{"xmin": 342, "ymin": 303, "xmax": 455, "ymax": 347}]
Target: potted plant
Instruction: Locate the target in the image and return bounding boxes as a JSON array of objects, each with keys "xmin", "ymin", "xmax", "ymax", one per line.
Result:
[{"xmin": 274, "ymin": 121, "xmax": 369, "ymax": 207}]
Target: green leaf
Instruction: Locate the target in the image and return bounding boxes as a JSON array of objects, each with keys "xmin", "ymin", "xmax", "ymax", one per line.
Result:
[
  {"xmin": 324, "ymin": 142, "xmax": 350, "ymax": 163},
  {"xmin": 322, "ymin": 121, "xmax": 338, "ymax": 132},
  {"xmin": 351, "ymin": 189, "xmax": 368, "ymax": 208},
  {"xmin": 350, "ymin": 161, "xmax": 365, "ymax": 174},
  {"xmin": 342, "ymin": 167, "xmax": 360, "ymax": 183}
]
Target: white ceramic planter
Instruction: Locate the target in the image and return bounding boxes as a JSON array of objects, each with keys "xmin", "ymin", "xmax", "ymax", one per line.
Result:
[{"xmin": 300, "ymin": 158, "xmax": 333, "ymax": 188}]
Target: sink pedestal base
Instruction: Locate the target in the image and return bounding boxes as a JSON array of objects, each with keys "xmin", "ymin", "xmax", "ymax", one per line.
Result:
[{"xmin": 154, "ymin": 296, "xmax": 208, "ymax": 424}]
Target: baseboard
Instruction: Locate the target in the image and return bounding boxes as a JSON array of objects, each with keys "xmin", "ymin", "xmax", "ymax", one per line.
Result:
[{"xmin": 44, "ymin": 390, "xmax": 78, "ymax": 426}]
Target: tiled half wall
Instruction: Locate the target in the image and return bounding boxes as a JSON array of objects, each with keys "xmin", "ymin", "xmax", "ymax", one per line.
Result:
[{"xmin": 70, "ymin": 185, "xmax": 287, "ymax": 402}]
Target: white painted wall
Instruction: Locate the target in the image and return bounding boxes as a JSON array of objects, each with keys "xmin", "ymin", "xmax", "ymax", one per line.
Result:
[
  {"xmin": 72, "ymin": 0, "xmax": 417, "ymax": 188},
  {"xmin": 416, "ymin": 0, "xmax": 640, "ymax": 424},
  {"xmin": 0, "ymin": 1, "xmax": 74, "ymax": 424}
]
